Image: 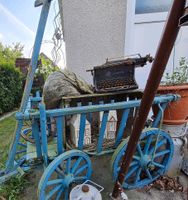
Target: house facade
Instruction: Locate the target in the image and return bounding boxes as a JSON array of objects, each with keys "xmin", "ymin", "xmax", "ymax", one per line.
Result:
[{"xmin": 59, "ymin": 0, "xmax": 188, "ymax": 88}]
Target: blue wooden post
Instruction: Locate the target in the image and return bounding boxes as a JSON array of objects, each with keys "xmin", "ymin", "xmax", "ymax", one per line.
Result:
[
  {"xmin": 56, "ymin": 116, "xmax": 64, "ymax": 155},
  {"xmin": 32, "ymin": 120, "xmax": 42, "ymax": 159},
  {"xmin": 78, "ymin": 114, "xmax": 87, "ymax": 150},
  {"xmin": 39, "ymin": 104, "xmax": 48, "ymax": 166},
  {"xmin": 5, "ymin": 0, "xmax": 52, "ymax": 172},
  {"xmin": 6, "ymin": 120, "xmax": 23, "ymax": 171},
  {"xmin": 20, "ymin": 0, "xmax": 52, "ymax": 112},
  {"xmin": 88, "ymin": 102, "xmax": 92, "ymax": 123},
  {"xmin": 115, "ymin": 109, "xmax": 130, "ymax": 147},
  {"xmin": 97, "ymin": 111, "xmax": 109, "ymax": 153}
]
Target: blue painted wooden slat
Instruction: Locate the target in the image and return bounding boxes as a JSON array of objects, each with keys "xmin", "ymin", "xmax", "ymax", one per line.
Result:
[
  {"xmin": 47, "ymin": 118, "xmax": 52, "ymax": 136},
  {"xmin": 39, "ymin": 104, "xmax": 48, "ymax": 166},
  {"xmin": 16, "ymin": 95, "xmax": 179, "ymax": 120},
  {"xmin": 152, "ymin": 103, "xmax": 167, "ymax": 127},
  {"xmin": 32, "ymin": 120, "xmax": 42, "ymax": 158},
  {"xmin": 97, "ymin": 111, "xmax": 109, "ymax": 153},
  {"xmin": 88, "ymin": 102, "xmax": 92, "ymax": 123},
  {"xmin": 115, "ymin": 109, "xmax": 130, "ymax": 147},
  {"xmin": 78, "ymin": 114, "xmax": 87, "ymax": 150},
  {"xmin": 56, "ymin": 116, "xmax": 64, "ymax": 155}
]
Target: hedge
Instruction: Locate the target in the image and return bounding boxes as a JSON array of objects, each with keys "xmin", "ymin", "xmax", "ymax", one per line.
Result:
[{"xmin": 0, "ymin": 64, "xmax": 22, "ymax": 114}]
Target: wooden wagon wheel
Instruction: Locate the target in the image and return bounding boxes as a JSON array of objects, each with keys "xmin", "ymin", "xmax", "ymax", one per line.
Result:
[
  {"xmin": 21, "ymin": 128, "xmax": 35, "ymax": 144},
  {"xmin": 111, "ymin": 128, "xmax": 174, "ymax": 189},
  {"xmin": 38, "ymin": 150, "xmax": 92, "ymax": 200}
]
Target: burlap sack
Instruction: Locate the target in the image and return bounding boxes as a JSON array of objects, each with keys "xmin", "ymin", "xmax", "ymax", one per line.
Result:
[{"xmin": 43, "ymin": 69, "xmax": 93, "ymax": 109}]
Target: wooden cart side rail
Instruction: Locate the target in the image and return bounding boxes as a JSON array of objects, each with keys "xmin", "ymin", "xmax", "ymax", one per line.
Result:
[
  {"xmin": 14, "ymin": 94, "xmax": 179, "ymax": 162},
  {"xmin": 16, "ymin": 94, "xmax": 179, "ymax": 120}
]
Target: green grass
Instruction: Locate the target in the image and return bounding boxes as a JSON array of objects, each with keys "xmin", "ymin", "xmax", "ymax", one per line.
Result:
[
  {"xmin": 0, "ymin": 114, "xmax": 16, "ymax": 166},
  {"xmin": 0, "ymin": 114, "xmax": 29, "ymax": 200}
]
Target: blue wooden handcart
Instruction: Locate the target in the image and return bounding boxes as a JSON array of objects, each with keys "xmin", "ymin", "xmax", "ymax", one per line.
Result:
[{"xmin": 0, "ymin": 0, "xmax": 179, "ymax": 199}]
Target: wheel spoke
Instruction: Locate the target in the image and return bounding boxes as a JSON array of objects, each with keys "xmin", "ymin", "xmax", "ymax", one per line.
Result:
[
  {"xmin": 154, "ymin": 150, "xmax": 170, "ymax": 158},
  {"xmin": 66, "ymin": 158, "xmax": 71, "ymax": 174},
  {"xmin": 125, "ymin": 165, "xmax": 139, "ymax": 180},
  {"xmin": 74, "ymin": 164, "xmax": 88, "ymax": 176},
  {"xmin": 145, "ymin": 168, "xmax": 152, "ymax": 180},
  {"xmin": 156, "ymin": 138, "xmax": 166, "ymax": 148},
  {"xmin": 16, "ymin": 149, "xmax": 27, "ymax": 154},
  {"xmin": 64, "ymin": 188, "xmax": 69, "ymax": 200},
  {"xmin": 149, "ymin": 139, "xmax": 166, "ymax": 155},
  {"xmin": 47, "ymin": 179, "xmax": 64, "ymax": 186},
  {"xmin": 112, "ymin": 129, "xmax": 174, "ymax": 190},
  {"xmin": 134, "ymin": 168, "xmax": 142, "ymax": 184},
  {"xmin": 137, "ymin": 144, "xmax": 143, "ymax": 157},
  {"xmin": 130, "ymin": 161, "xmax": 138, "ymax": 167},
  {"xmin": 152, "ymin": 162, "xmax": 165, "ymax": 169},
  {"xmin": 74, "ymin": 176, "xmax": 88, "ymax": 182},
  {"xmin": 71, "ymin": 157, "xmax": 83, "ymax": 173},
  {"xmin": 46, "ymin": 184, "xmax": 62, "ymax": 199},
  {"xmin": 56, "ymin": 187, "xmax": 64, "ymax": 200},
  {"xmin": 144, "ymin": 135, "xmax": 153, "ymax": 154},
  {"xmin": 133, "ymin": 155, "xmax": 140, "ymax": 161},
  {"xmin": 39, "ymin": 150, "xmax": 92, "ymax": 199},
  {"xmin": 55, "ymin": 167, "xmax": 65, "ymax": 178},
  {"xmin": 18, "ymin": 142, "xmax": 27, "ymax": 148}
]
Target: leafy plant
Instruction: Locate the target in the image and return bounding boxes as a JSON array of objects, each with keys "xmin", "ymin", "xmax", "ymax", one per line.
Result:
[
  {"xmin": 30, "ymin": 53, "xmax": 60, "ymax": 95},
  {"xmin": 37, "ymin": 53, "xmax": 60, "ymax": 80},
  {"xmin": 0, "ymin": 175, "xmax": 29, "ymax": 200},
  {"xmin": 164, "ymin": 57, "xmax": 188, "ymax": 85},
  {"xmin": 0, "ymin": 64, "xmax": 22, "ymax": 114},
  {"xmin": 0, "ymin": 43, "xmax": 23, "ymax": 66},
  {"xmin": 0, "ymin": 43, "xmax": 23, "ymax": 114}
]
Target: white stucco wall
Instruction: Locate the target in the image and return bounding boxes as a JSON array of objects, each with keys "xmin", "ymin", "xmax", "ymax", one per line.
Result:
[
  {"xmin": 59, "ymin": 0, "xmax": 187, "ymax": 89},
  {"xmin": 59, "ymin": 0, "xmax": 127, "ymax": 83}
]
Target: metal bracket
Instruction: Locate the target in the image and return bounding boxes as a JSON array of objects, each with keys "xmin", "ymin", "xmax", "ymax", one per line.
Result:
[
  {"xmin": 35, "ymin": 0, "xmax": 44, "ymax": 7},
  {"xmin": 35, "ymin": 0, "xmax": 53, "ymax": 7},
  {"xmin": 179, "ymin": 10, "xmax": 188, "ymax": 26}
]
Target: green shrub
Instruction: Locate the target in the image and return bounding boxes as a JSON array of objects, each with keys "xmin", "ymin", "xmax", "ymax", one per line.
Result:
[
  {"xmin": 164, "ymin": 57, "xmax": 188, "ymax": 85},
  {"xmin": 0, "ymin": 64, "xmax": 22, "ymax": 114}
]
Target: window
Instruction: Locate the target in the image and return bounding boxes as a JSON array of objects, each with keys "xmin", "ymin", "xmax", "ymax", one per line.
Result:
[{"xmin": 135, "ymin": 0, "xmax": 172, "ymax": 14}]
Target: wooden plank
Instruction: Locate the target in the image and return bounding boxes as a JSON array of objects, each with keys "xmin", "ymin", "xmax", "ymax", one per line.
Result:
[
  {"xmin": 62, "ymin": 89, "xmax": 143, "ymax": 101},
  {"xmin": 61, "ymin": 90, "xmax": 143, "ymax": 108}
]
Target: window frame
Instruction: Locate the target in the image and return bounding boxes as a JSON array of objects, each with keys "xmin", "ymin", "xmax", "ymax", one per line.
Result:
[{"xmin": 135, "ymin": 12, "xmax": 168, "ymax": 24}]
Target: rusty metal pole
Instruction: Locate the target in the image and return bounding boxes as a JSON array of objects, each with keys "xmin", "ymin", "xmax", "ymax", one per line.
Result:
[{"xmin": 112, "ymin": 0, "xmax": 186, "ymax": 198}]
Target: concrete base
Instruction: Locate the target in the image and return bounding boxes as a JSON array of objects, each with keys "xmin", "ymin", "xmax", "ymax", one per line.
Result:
[
  {"xmin": 91, "ymin": 154, "xmax": 187, "ymax": 200},
  {"xmin": 162, "ymin": 123, "xmax": 187, "ymax": 177},
  {"xmin": 162, "ymin": 123, "xmax": 187, "ymax": 137},
  {"xmin": 19, "ymin": 153, "xmax": 188, "ymax": 200}
]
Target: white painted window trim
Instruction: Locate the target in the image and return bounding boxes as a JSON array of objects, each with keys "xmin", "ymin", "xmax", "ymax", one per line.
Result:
[
  {"xmin": 124, "ymin": 0, "xmax": 136, "ymax": 55},
  {"xmin": 135, "ymin": 12, "xmax": 168, "ymax": 24}
]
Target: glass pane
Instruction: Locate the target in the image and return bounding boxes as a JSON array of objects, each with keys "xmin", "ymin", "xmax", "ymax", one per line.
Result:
[{"xmin": 136, "ymin": 0, "xmax": 172, "ymax": 14}]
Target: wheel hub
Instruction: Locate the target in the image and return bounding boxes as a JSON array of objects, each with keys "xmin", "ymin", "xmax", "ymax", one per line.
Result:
[
  {"xmin": 140, "ymin": 155, "xmax": 151, "ymax": 168},
  {"xmin": 64, "ymin": 174, "xmax": 74, "ymax": 187}
]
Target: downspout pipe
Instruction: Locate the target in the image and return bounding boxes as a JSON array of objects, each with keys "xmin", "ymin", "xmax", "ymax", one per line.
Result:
[{"xmin": 112, "ymin": 0, "xmax": 186, "ymax": 198}]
